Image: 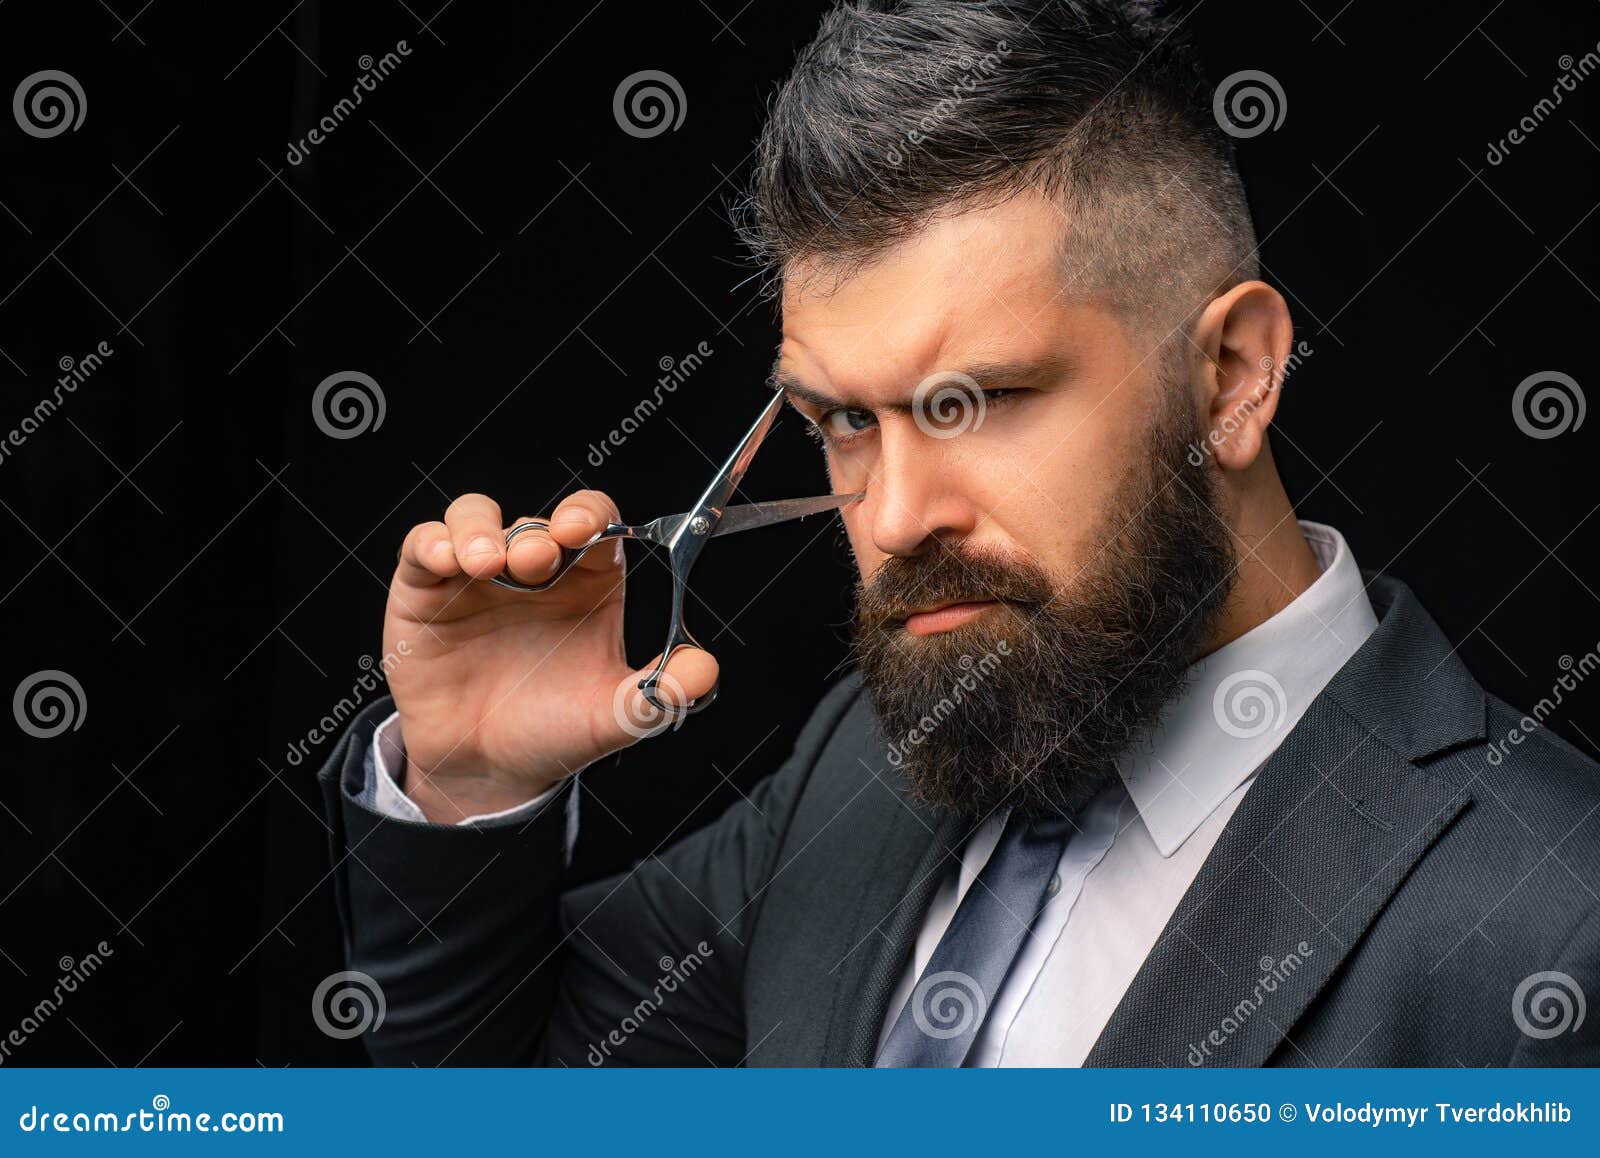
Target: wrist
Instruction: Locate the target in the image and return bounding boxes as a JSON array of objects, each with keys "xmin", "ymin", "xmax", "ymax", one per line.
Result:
[{"xmin": 402, "ymin": 758, "xmax": 556, "ymax": 824}]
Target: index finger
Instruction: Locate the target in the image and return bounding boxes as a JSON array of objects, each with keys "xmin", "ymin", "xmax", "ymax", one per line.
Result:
[{"xmin": 443, "ymin": 492, "xmax": 507, "ymax": 579}]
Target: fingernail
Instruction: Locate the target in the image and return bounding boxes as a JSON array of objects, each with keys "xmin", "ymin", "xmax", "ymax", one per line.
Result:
[
  {"xmin": 552, "ymin": 509, "xmax": 589, "ymax": 528},
  {"xmin": 613, "ymin": 538, "xmax": 625, "ymax": 565},
  {"xmin": 465, "ymin": 535, "xmax": 498, "ymax": 559}
]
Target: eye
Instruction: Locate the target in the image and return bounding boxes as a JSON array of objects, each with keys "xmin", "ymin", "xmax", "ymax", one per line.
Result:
[{"xmin": 816, "ymin": 407, "xmax": 877, "ymax": 442}]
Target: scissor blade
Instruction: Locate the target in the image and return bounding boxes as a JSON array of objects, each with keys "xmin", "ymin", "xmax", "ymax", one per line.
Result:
[
  {"xmin": 712, "ymin": 492, "xmax": 864, "ymax": 537},
  {"xmin": 669, "ymin": 388, "xmax": 787, "ymax": 545}
]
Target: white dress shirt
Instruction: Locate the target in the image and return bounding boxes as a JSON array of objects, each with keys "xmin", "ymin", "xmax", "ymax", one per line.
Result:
[{"xmin": 363, "ymin": 521, "xmax": 1377, "ymax": 1066}]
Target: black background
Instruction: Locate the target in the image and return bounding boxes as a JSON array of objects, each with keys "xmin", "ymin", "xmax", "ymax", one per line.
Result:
[{"xmin": 0, "ymin": 1, "xmax": 1596, "ymax": 1065}]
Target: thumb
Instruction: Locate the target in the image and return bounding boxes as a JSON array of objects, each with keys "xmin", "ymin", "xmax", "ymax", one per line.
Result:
[{"xmin": 605, "ymin": 647, "xmax": 720, "ymax": 743}]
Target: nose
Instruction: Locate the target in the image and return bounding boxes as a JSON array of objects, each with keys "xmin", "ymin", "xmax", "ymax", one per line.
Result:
[{"xmin": 866, "ymin": 417, "xmax": 981, "ymax": 558}]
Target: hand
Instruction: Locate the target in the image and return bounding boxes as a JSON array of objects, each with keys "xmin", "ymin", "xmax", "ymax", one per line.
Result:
[{"xmin": 382, "ymin": 491, "xmax": 718, "ymax": 822}]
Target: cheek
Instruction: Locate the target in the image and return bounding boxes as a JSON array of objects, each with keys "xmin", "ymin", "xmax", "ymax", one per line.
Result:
[
  {"xmin": 822, "ymin": 444, "xmax": 874, "ymax": 494},
  {"xmin": 839, "ymin": 506, "xmax": 885, "ymax": 578},
  {"xmin": 967, "ymin": 399, "xmax": 1145, "ymax": 566}
]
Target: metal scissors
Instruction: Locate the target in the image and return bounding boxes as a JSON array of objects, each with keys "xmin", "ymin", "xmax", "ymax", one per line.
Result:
[{"xmin": 492, "ymin": 388, "xmax": 860, "ymax": 716}]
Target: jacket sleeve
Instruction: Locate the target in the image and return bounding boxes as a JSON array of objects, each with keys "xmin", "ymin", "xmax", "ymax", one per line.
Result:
[{"xmin": 317, "ymin": 677, "xmax": 863, "ymax": 1066}]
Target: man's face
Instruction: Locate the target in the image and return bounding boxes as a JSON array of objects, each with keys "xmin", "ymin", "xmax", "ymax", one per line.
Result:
[
  {"xmin": 777, "ymin": 189, "xmax": 1237, "ymax": 821},
  {"xmin": 779, "ymin": 190, "xmax": 1161, "ymax": 596}
]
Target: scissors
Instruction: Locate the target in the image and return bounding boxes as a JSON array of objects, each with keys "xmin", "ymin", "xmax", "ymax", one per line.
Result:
[{"xmin": 492, "ymin": 388, "xmax": 861, "ymax": 717}]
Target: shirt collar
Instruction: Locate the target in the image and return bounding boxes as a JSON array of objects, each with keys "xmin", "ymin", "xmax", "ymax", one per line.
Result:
[{"xmin": 1117, "ymin": 521, "xmax": 1379, "ymax": 857}]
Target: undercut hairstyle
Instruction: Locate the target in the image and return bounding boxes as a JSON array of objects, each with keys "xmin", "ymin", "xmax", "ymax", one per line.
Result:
[{"xmin": 737, "ymin": 0, "xmax": 1260, "ymax": 332}]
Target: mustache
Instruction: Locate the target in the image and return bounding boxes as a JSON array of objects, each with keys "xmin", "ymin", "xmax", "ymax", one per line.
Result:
[{"xmin": 854, "ymin": 542, "xmax": 1055, "ymax": 628}]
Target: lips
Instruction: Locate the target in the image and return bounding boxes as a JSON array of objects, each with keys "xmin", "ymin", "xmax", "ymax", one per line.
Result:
[{"xmin": 902, "ymin": 599, "xmax": 998, "ymax": 636}]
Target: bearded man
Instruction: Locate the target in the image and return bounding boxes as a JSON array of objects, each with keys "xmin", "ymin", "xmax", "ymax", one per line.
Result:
[{"xmin": 319, "ymin": 0, "xmax": 1600, "ymax": 1067}]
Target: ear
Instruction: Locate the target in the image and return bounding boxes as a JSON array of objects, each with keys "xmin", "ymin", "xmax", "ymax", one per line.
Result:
[{"xmin": 1189, "ymin": 281, "xmax": 1294, "ymax": 472}]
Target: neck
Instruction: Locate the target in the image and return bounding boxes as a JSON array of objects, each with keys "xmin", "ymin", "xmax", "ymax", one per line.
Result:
[{"xmin": 1201, "ymin": 446, "xmax": 1323, "ymax": 660}]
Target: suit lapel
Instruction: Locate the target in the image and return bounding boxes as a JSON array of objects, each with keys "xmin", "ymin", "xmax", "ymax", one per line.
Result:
[
  {"xmin": 746, "ymin": 685, "xmax": 963, "ymax": 1066},
  {"xmin": 1086, "ymin": 576, "xmax": 1484, "ymax": 1066},
  {"xmin": 1084, "ymin": 695, "xmax": 1470, "ymax": 1066},
  {"xmin": 809, "ymin": 704, "xmax": 968, "ymax": 1066},
  {"xmin": 822, "ymin": 806, "xmax": 966, "ymax": 1065}
]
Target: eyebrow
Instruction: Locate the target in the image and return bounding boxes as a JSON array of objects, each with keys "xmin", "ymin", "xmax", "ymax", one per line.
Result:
[{"xmin": 769, "ymin": 355, "xmax": 1075, "ymax": 415}]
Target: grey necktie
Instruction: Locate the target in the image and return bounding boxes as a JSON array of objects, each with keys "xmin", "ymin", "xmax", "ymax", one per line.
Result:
[{"xmin": 875, "ymin": 811, "xmax": 1076, "ymax": 1067}]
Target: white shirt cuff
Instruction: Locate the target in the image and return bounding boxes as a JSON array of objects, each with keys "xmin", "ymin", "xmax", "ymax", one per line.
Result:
[{"xmin": 365, "ymin": 710, "xmax": 569, "ymax": 828}]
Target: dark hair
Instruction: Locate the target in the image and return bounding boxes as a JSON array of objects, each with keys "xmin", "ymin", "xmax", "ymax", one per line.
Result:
[{"xmin": 737, "ymin": 0, "xmax": 1260, "ymax": 330}]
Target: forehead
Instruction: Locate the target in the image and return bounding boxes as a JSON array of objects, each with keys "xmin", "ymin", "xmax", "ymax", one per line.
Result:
[{"xmin": 778, "ymin": 189, "xmax": 1120, "ymax": 397}]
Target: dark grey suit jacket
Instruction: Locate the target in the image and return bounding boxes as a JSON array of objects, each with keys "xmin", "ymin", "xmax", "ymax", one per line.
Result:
[{"xmin": 318, "ymin": 574, "xmax": 1600, "ymax": 1066}]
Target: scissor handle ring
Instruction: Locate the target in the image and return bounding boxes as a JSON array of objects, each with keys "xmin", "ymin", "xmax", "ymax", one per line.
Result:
[{"xmin": 638, "ymin": 643, "xmax": 719, "ymax": 720}]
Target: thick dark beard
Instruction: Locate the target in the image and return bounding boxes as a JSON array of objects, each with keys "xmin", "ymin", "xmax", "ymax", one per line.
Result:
[{"xmin": 852, "ymin": 392, "xmax": 1237, "ymax": 824}]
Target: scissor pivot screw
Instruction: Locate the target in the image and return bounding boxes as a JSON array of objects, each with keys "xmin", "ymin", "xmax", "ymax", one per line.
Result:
[{"xmin": 689, "ymin": 516, "xmax": 711, "ymax": 535}]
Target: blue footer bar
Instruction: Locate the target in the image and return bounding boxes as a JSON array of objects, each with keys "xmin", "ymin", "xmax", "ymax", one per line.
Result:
[{"xmin": 1, "ymin": 1068, "xmax": 1596, "ymax": 1154}]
